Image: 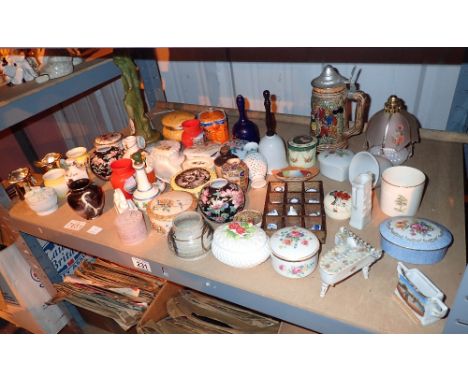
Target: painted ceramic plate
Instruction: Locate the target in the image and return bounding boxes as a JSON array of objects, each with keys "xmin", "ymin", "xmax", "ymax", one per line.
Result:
[{"xmin": 272, "ymin": 166, "xmax": 319, "ymax": 182}]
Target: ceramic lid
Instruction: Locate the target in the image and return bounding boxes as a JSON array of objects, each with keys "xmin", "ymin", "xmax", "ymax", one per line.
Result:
[
  {"xmin": 94, "ymin": 132, "xmax": 122, "ymax": 146},
  {"xmin": 379, "ymin": 217, "xmax": 453, "ymax": 251},
  {"xmin": 183, "ymin": 142, "xmax": 221, "ymax": 159},
  {"xmin": 198, "ymin": 109, "xmax": 226, "ymax": 123},
  {"xmin": 270, "ymin": 226, "xmax": 320, "ymax": 261},
  {"xmin": 213, "ymin": 222, "xmax": 269, "ymax": 252},
  {"xmin": 172, "ymin": 167, "xmax": 214, "ymax": 190},
  {"xmin": 288, "ymin": 135, "xmax": 318, "ymax": 149},
  {"xmin": 161, "ymin": 111, "xmax": 196, "ymax": 128},
  {"xmin": 318, "ymin": 149, "xmax": 354, "ymax": 167},
  {"xmin": 311, "ymin": 65, "xmax": 348, "ymax": 88},
  {"xmin": 152, "ymin": 140, "xmax": 181, "ymax": 156},
  {"xmin": 324, "ymin": 190, "xmax": 352, "ymax": 217},
  {"xmin": 147, "ymin": 191, "xmax": 196, "ymax": 221}
]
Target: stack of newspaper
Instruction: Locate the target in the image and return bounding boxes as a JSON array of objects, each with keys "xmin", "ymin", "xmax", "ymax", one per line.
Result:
[
  {"xmin": 52, "ymin": 258, "xmax": 165, "ymax": 330},
  {"xmin": 139, "ymin": 289, "xmax": 280, "ymax": 334}
]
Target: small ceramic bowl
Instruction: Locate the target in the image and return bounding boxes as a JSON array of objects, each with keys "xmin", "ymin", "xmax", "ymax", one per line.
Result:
[
  {"xmin": 269, "ymin": 227, "xmax": 320, "ymax": 279},
  {"xmin": 24, "ymin": 187, "xmax": 58, "ymax": 216},
  {"xmin": 233, "ymin": 209, "xmax": 263, "ymax": 227}
]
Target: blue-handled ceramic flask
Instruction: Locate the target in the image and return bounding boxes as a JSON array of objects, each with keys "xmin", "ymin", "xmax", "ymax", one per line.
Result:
[{"xmin": 232, "ymin": 95, "xmax": 260, "ymax": 143}]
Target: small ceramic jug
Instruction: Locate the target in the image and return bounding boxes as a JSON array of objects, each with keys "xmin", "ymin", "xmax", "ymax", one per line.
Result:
[
  {"xmin": 243, "ymin": 142, "xmax": 268, "ymax": 189},
  {"xmin": 310, "ymin": 65, "xmax": 368, "ymax": 151}
]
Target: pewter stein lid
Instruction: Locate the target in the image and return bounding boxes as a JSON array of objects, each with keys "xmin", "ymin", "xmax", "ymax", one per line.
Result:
[{"xmin": 312, "ymin": 65, "xmax": 348, "ymax": 88}]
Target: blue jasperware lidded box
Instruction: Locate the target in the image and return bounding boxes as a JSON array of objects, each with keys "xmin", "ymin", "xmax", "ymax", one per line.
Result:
[{"xmin": 379, "ymin": 217, "xmax": 453, "ymax": 265}]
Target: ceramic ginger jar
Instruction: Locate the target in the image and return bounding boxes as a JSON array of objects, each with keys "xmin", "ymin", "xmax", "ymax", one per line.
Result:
[
  {"xmin": 221, "ymin": 158, "xmax": 249, "ymax": 192},
  {"xmin": 198, "ymin": 179, "xmax": 245, "ymax": 223},
  {"xmin": 90, "ymin": 133, "xmax": 124, "ymax": 180}
]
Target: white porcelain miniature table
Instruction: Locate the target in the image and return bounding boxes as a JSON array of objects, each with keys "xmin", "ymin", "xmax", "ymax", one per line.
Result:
[{"xmin": 319, "ymin": 227, "xmax": 382, "ymax": 297}]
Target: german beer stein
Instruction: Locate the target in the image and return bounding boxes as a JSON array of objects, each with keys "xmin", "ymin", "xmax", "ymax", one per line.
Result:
[{"xmin": 310, "ymin": 65, "xmax": 368, "ymax": 151}]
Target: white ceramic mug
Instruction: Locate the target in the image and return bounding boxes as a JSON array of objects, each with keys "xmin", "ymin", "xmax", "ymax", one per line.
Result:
[{"xmin": 380, "ymin": 166, "xmax": 426, "ymax": 217}]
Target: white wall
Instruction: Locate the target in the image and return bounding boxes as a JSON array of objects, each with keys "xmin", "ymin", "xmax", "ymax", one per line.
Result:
[{"xmin": 158, "ymin": 59, "xmax": 460, "ymax": 131}]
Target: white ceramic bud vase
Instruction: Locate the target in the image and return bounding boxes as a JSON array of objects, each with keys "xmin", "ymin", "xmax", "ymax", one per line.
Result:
[{"xmin": 243, "ymin": 142, "xmax": 268, "ymax": 188}]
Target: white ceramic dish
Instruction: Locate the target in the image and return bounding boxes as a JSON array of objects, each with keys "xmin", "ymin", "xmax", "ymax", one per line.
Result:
[
  {"xmin": 24, "ymin": 187, "xmax": 58, "ymax": 216},
  {"xmin": 318, "ymin": 149, "xmax": 354, "ymax": 182}
]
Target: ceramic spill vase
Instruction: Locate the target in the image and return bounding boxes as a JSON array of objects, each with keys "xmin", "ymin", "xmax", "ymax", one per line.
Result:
[
  {"xmin": 243, "ymin": 142, "xmax": 268, "ymax": 189},
  {"xmin": 349, "ymin": 173, "xmax": 372, "ymax": 230},
  {"xmin": 67, "ymin": 178, "xmax": 105, "ymax": 220},
  {"xmin": 167, "ymin": 211, "xmax": 213, "ymax": 260},
  {"xmin": 90, "ymin": 133, "xmax": 124, "ymax": 180},
  {"xmin": 221, "ymin": 158, "xmax": 249, "ymax": 192},
  {"xmin": 198, "ymin": 179, "xmax": 245, "ymax": 223},
  {"xmin": 110, "ymin": 158, "xmax": 136, "ymax": 199},
  {"xmin": 287, "ymin": 135, "xmax": 318, "ymax": 168},
  {"xmin": 310, "ymin": 65, "xmax": 368, "ymax": 151}
]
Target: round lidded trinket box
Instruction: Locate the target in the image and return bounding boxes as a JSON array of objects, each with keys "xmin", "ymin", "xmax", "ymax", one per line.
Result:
[
  {"xmin": 147, "ymin": 191, "xmax": 197, "ymax": 234},
  {"xmin": 170, "ymin": 167, "xmax": 217, "ymax": 197},
  {"xmin": 211, "ymin": 222, "xmax": 271, "ymax": 268},
  {"xmin": 198, "ymin": 179, "xmax": 245, "ymax": 223},
  {"xmin": 324, "ymin": 190, "xmax": 352, "ymax": 220},
  {"xmin": 317, "ymin": 149, "xmax": 354, "ymax": 182},
  {"xmin": 379, "ymin": 217, "xmax": 453, "ymax": 264},
  {"xmin": 269, "ymin": 226, "xmax": 320, "ymax": 278}
]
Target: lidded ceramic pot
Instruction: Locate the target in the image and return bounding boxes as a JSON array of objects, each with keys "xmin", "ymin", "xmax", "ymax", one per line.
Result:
[
  {"xmin": 67, "ymin": 178, "xmax": 105, "ymax": 220},
  {"xmin": 90, "ymin": 132, "xmax": 124, "ymax": 180},
  {"xmin": 198, "ymin": 179, "xmax": 245, "ymax": 223},
  {"xmin": 324, "ymin": 190, "xmax": 352, "ymax": 220},
  {"xmin": 317, "ymin": 149, "xmax": 354, "ymax": 182},
  {"xmin": 147, "ymin": 191, "xmax": 197, "ymax": 234},
  {"xmin": 287, "ymin": 135, "xmax": 318, "ymax": 168},
  {"xmin": 149, "ymin": 140, "xmax": 184, "ymax": 182},
  {"xmin": 269, "ymin": 226, "xmax": 320, "ymax": 278},
  {"xmin": 211, "ymin": 222, "xmax": 271, "ymax": 268},
  {"xmin": 24, "ymin": 187, "xmax": 58, "ymax": 216},
  {"xmin": 167, "ymin": 211, "xmax": 213, "ymax": 260},
  {"xmin": 170, "ymin": 167, "xmax": 217, "ymax": 197},
  {"xmin": 243, "ymin": 142, "xmax": 268, "ymax": 189},
  {"xmin": 366, "ymin": 95, "xmax": 420, "ymax": 165},
  {"xmin": 161, "ymin": 110, "xmax": 196, "ymax": 142},
  {"xmin": 379, "ymin": 217, "xmax": 453, "ymax": 265}
]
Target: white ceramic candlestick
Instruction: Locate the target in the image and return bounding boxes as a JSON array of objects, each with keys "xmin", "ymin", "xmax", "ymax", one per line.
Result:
[
  {"xmin": 349, "ymin": 172, "xmax": 372, "ymax": 230},
  {"xmin": 131, "ymin": 152, "xmax": 159, "ymax": 211}
]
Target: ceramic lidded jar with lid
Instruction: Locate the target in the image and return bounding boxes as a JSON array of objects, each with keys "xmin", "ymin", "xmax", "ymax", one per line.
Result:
[
  {"xmin": 270, "ymin": 226, "xmax": 320, "ymax": 278},
  {"xmin": 379, "ymin": 217, "xmax": 453, "ymax": 265},
  {"xmin": 161, "ymin": 110, "xmax": 196, "ymax": 142},
  {"xmin": 367, "ymin": 95, "xmax": 420, "ymax": 165},
  {"xmin": 310, "ymin": 65, "xmax": 368, "ymax": 151},
  {"xmin": 90, "ymin": 132, "xmax": 124, "ymax": 180},
  {"xmin": 146, "ymin": 191, "xmax": 197, "ymax": 234},
  {"xmin": 211, "ymin": 222, "xmax": 271, "ymax": 268},
  {"xmin": 198, "ymin": 179, "xmax": 245, "ymax": 223},
  {"xmin": 288, "ymin": 135, "xmax": 318, "ymax": 168},
  {"xmin": 318, "ymin": 149, "xmax": 354, "ymax": 182}
]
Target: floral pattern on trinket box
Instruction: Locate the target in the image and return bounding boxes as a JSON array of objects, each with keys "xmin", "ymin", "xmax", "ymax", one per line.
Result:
[
  {"xmin": 389, "ymin": 218, "xmax": 442, "ymax": 242},
  {"xmin": 225, "ymin": 222, "xmax": 256, "ymax": 239},
  {"xmin": 277, "ymin": 228, "xmax": 314, "ymax": 249},
  {"xmin": 278, "ymin": 262, "xmax": 315, "ymax": 277}
]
